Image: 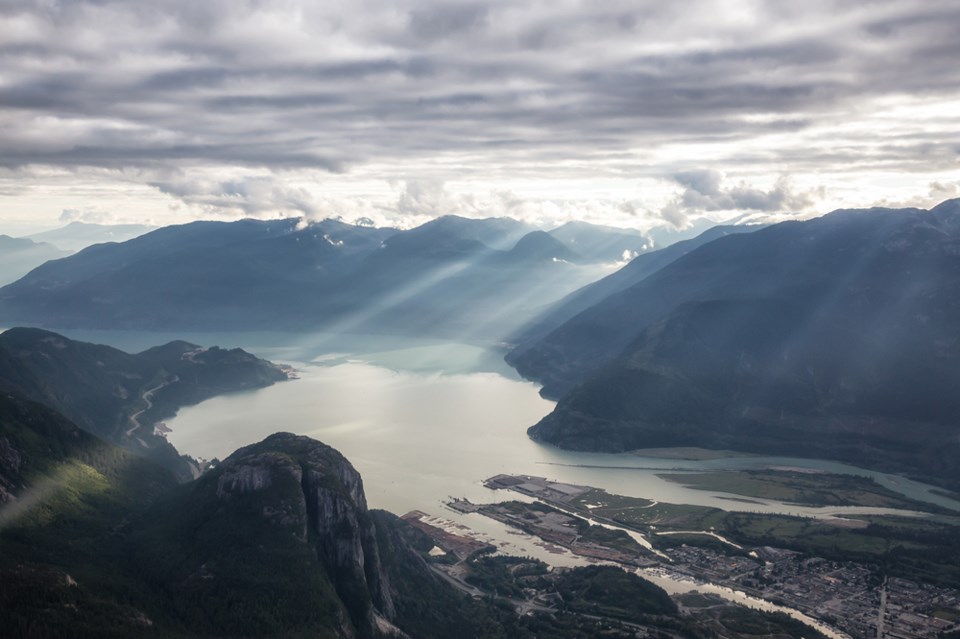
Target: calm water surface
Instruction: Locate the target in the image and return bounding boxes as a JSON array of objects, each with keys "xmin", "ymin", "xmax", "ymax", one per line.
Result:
[
  {"xmin": 18, "ymin": 327, "xmax": 960, "ymax": 517},
  {"xmin": 153, "ymin": 336, "xmax": 960, "ymax": 519}
]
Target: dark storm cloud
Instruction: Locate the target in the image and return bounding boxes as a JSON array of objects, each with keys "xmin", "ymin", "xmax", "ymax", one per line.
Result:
[
  {"xmin": 1, "ymin": 0, "xmax": 959, "ymax": 216},
  {"xmin": 0, "ymin": 143, "xmax": 344, "ymax": 172}
]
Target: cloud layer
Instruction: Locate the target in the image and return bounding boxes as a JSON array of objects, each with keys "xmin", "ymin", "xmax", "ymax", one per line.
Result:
[{"xmin": 1, "ymin": 0, "xmax": 959, "ymax": 228}]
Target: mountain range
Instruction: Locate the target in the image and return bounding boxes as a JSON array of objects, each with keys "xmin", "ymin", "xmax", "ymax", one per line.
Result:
[
  {"xmin": 509, "ymin": 199, "xmax": 960, "ymax": 490},
  {"xmin": 6, "ymin": 199, "xmax": 960, "ymax": 633},
  {"xmin": 26, "ymin": 221, "xmax": 157, "ymax": 252},
  {"xmin": 0, "ymin": 215, "xmax": 650, "ymax": 338},
  {"xmin": 0, "ymin": 235, "xmax": 70, "ymax": 287}
]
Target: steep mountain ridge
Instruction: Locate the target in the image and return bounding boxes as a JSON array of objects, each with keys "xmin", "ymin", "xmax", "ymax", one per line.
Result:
[
  {"xmin": 0, "ymin": 391, "xmax": 177, "ymax": 510},
  {"xmin": 507, "ymin": 230, "xmax": 582, "ymax": 263},
  {"xmin": 134, "ymin": 432, "xmax": 401, "ymax": 638},
  {"xmin": 518, "ymin": 200, "xmax": 960, "ymax": 488}
]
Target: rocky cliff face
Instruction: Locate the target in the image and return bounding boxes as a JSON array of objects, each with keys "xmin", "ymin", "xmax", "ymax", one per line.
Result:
[
  {"xmin": 0, "ymin": 434, "xmax": 23, "ymax": 504},
  {"xmin": 203, "ymin": 433, "xmax": 400, "ymax": 638},
  {"xmin": 0, "ymin": 398, "xmax": 417, "ymax": 638}
]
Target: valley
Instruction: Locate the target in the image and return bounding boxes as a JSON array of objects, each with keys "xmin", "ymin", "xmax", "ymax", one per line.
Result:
[
  {"xmin": 4, "ymin": 201, "xmax": 960, "ymax": 638},
  {"xmin": 153, "ymin": 336, "xmax": 960, "ymax": 638}
]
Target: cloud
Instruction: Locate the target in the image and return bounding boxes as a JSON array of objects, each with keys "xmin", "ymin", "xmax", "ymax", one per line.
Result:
[
  {"xmin": 659, "ymin": 170, "xmax": 824, "ymax": 228},
  {"xmin": 675, "ymin": 170, "xmax": 819, "ymax": 212},
  {"xmin": 59, "ymin": 208, "xmax": 119, "ymax": 224},
  {"xmin": 149, "ymin": 175, "xmax": 323, "ymax": 218},
  {"xmin": 393, "ymin": 179, "xmax": 477, "ymax": 218},
  {"xmin": 871, "ymin": 179, "xmax": 960, "ymax": 210},
  {"xmin": 0, "ymin": 0, "xmax": 959, "ymax": 228},
  {"xmin": 929, "ymin": 180, "xmax": 960, "ymax": 200}
]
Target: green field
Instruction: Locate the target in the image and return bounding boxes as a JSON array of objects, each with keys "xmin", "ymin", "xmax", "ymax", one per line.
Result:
[
  {"xmin": 572, "ymin": 488, "xmax": 726, "ymax": 529},
  {"xmin": 657, "ymin": 469, "xmax": 952, "ymax": 512},
  {"xmin": 566, "ymin": 484, "xmax": 960, "ymax": 589}
]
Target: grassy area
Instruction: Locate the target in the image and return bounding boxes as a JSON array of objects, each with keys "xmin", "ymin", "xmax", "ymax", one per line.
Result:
[
  {"xmin": 574, "ymin": 521, "xmax": 645, "ymax": 556},
  {"xmin": 723, "ymin": 513, "xmax": 892, "ymax": 555},
  {"xmin": 571, "ymin": 488, "xmax": 725, "ymax": 530},
  {"xmin": 933, "ymin": 607, "xmax": 960, "ymax": 622},
  {"xmin": 564, "ymin": 483, "xmax": 960, "ymax": 589},
  {"xmin": 483, "ymin": 500, "xmax": 647, "ymax": 557},
  {"xmin": 722, "ymin": 512, "xmax": 960, "ymax": 588},
  {"xmin": 657, "ymin": 469, "xmax": 950, "ymax": 512},
  {"xmin": 690, "ymin": 607, "xmax": 830, "ymax": 639}
]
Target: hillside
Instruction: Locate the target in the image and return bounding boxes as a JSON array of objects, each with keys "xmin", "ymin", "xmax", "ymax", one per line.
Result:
[
  {"xmin": 507, "ymin": 224, "xmax": 762, "ymax": 348},
  {"xmin": 518, "ymin": 200, "xmax": 960, "ymax": 489},
  {"xmin": 0, "ymin": 327, "xmax": 288, "ymax": 479}
]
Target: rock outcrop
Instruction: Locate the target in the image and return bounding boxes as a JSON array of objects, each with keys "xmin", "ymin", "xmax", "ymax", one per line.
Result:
[{"xmin": 205, "ymin": 433, "xmax": 398, "ymax": 637}]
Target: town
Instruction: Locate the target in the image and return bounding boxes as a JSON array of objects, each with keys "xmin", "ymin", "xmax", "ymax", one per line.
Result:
[{"xmin": 412, "ymin": 475, "xmax": 960, "ymax": 639}]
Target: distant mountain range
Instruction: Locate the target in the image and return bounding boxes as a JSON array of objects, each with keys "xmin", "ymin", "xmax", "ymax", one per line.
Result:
[
  {"xmin": 508, "ymin": 199, "xmax": 960, "ymax": 490},
  {"xmin": 0, "ymin": 235, "xmax": 69, "ymax": 287},
  {"xmin": 0, "ymin": 215, "xmax": 654, "ymax": 338},
  {"xmin": 0, "ymin": 222, "xmax": 155, "ymax": 287},
  {"xmin": 546, "ymin": 220, "xmax": 650, "ymax": 263},
  {"xmin": 26, "ymin": 221, "xmax": 156, "ymax": 252}
]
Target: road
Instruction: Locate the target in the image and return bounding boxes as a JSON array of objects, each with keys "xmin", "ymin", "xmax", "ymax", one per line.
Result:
[
  {"xmin": 125, "ymin": 375, "xmax": 179, "ymax": 437},
  {"xmin": 876, "ymin": 577, "xmax": 888, "ymax": 639}
]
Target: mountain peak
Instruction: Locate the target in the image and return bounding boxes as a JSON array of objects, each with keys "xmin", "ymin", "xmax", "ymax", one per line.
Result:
[
  {"xmin": 201, "ymin": 432, "xmax": 394, "ymax": 634},
  {"xmin": 508, "ymin": 230, "xmax": 581, "ymax": 262}
]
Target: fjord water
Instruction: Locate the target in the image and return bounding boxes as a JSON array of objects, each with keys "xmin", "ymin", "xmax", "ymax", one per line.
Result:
[{"xmin": 124, "ymin": 332, "xmax": 960, "ymax": 519}]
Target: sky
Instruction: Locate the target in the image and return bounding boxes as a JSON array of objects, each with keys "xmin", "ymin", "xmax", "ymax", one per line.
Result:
[{"xmin": 1, "ymin": 0, "xmax": 959, "ymax": 235}]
